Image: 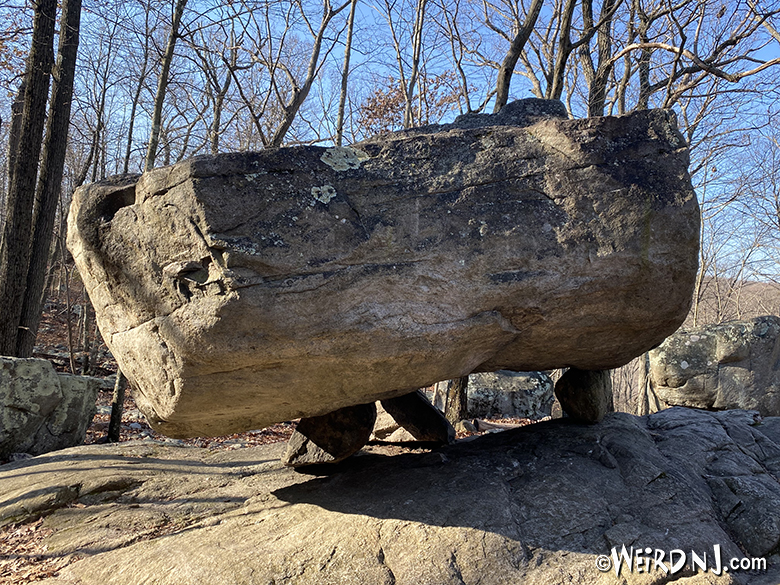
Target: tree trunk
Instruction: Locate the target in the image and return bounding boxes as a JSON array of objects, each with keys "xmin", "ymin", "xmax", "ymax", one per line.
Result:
[
  {"xmin": 493, "ymin": 0, "xmax": 545, "ymax": 112},
  {"xmin": 335, "ymin": 0, "xmax": 357, "ymax": 145},
  {"xmin": 16, "ymin": 0, "xmax": 83, "ymax": 358},
  {"xmin": 5, "ymin": 77, "xmax": 26, "ymax": 195},
  {"xmin": 0, "ymin": 0, "xmax": 56, "ymax": 356},
  {"xmin": 123, "ymin": 3, "xmax": 153, "ymax": 174},
  {"xmin": 269, "ymin": 0, "xmax": 350, "ymax": 147},
  {"xmin": 445, "ymin": 376, "xmax": 469, "ymax": 424},
  {"xmin": 403, "ymin": 0, "xmax": 427, "ymax": 127},
  {"xmin": 108, "ymin": 370, "xmax": 127, "ymax": 442},
  {"xmin": 145, "ymin": 0, "xmax": 188, "ymax": 172},
  {"xmin": 586, "ymin": 0, "xmax": 617, "ymax": 117}
]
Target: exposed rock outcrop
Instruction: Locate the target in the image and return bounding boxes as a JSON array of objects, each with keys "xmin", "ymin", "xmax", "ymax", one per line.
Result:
[
  {"xmin": 0, "ymin": 357, "xmax": 99, "ymax": 459},
  {"xmin": 2, "ymin": 408, "xmax": 778, "ymax": 584},
  {"xmin": 648, "ymin": 316, "xmax": 780, "ymax": 415},
  {"xmin": 67, "ymin": 99, "xmax": 699, "ymax": 438}
]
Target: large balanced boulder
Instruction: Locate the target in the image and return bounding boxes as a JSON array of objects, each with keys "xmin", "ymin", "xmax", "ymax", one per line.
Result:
[
  {"xmin": 67, "ymin": 99, "xmax": 699, "ymax": 438},
  {"xmin": 648, "ymin": 315, "xmax": 780, "ymax": 416},
  {"xmin": 2, "ymin": 408, "xmax": 778, "ymax": 584},
  {"xmin": 0, "ymin": 357, "xmax": 99, "ymax": 459}
]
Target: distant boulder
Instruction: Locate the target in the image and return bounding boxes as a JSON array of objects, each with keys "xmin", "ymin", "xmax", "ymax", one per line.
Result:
[
  {"xmin": 0, "ymin": 357, "xmax": 99, "ymax": 459},
  {"xmin": 648, "ymin": 315, "xmax": 780, "ymax": 416},
  {"xmin": 465, "ymin": 370, "xmax": 554, "ymax": 419}
]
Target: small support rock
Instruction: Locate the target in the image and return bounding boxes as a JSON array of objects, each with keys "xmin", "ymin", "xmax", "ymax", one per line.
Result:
[
  {"xmin": 380, "ymin": 390, "xmax": 456, "ymax": 445},
  {"xmin": 282, "ymin": 403, "xmax": 377, "ymax": 467},
  {"xmin": 554, "ymin": 368, "xmax": 614, "ymax": 423}
]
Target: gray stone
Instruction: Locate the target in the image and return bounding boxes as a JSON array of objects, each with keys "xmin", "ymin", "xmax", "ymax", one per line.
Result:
[
  {"xmin": 0, "ymin": 357, "xmax": 99, "ymax": 459},
  {"xmin": 467, "ymin": 370, "xmax": 554, "ymax": 419},
  {"xmin": 2, "ymin": 408, "xmax": 778, "ymax": 584},
  {"xmin": 370, "ymin": 403, "xmax": 401, "ymax": 440},
  {"xmin": 648, "ymin": 316, "xmax": 780, "ymax": 416},
  {"xmin": 282, "ymin": 403, "xmax": 377, "ymax": 467},
  {"xmin": 67, "ymin": 100, "xmax": 699, "ymax": 438},
  {"xmin": 554, "ymin": 368, "xmax": 613, "ymax": 423},
  {"xmin": 380, "ymin": 390, "xmax": 455, "ymax": 444}
]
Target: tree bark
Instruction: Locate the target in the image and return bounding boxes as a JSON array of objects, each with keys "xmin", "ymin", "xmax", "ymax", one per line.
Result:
[
  {"xmin": 16, "ymin": 0, "xmax": 83, "ymax": 357},
  {"xmin": 0, "ymin": 0, "xmax": 56, "ymax": 356},
  {"xmin": 145, "ymin": 0, "xmax": 188, "ymax": 172},
  {"xmin": 5, "ymin": 77, "xmax": 26, "ymax": 195},
  {"xmin": 493, "ymin": 0, "xmax": 545, "ymax": 112},
  {"xmin": 445, "ymin": 376, "xmax": 469, "ymax": 424}
]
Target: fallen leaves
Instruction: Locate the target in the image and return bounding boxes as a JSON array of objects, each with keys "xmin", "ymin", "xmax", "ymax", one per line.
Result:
[{"xmin": 0, "ymin": 518, "xmax": 78, "ymax": 584}]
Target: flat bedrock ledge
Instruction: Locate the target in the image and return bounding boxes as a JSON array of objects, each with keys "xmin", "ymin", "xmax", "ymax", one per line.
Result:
[
  {"xmin": 2, "ymin": 408, "xmax": 778, "ymax": 585},
  {"xmin": 67, "ymin": 99, "xmax": 700, "ymax": 437}
]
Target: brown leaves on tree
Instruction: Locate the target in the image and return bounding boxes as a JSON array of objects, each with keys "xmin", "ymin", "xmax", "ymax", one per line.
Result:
[{"xmin": 357, "ymin": 71, "xmax": 461, "ymax": 135}]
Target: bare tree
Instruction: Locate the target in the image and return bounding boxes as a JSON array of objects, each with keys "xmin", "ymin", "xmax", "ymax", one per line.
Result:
[
  {"xmin": 269, "ymin": 0, "xmax": 352, "ymax": 146},
  {"xmin": 336, "ymin": 0, "xmax": 358, "ymax": 145},
  {"xmin": 490, "ymin": 0, "xmax": 544, "ymax": 111},
  {"xmin": 0, "ymin": 0, "xmax": 56, "ymax": 356},
  {"xmin": 16, "ymin": 0, "xmax": 83, "ymax": 357},
  {"xmin": 145, "ymin": 0, "xmax": 188, "ymax": 171}
]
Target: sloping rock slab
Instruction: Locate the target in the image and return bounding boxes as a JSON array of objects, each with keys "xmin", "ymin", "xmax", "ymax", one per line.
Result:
[
  {"xmin": 1, "ymin": 408, "xmax": 778, "ymax": 584},
  {"xmin": 67, "ymin": 100, "xmax": 699, "ymax": 437},
  {"xmin": 649, "ymin": 316, "xmax": 780, "ymax": 415}
]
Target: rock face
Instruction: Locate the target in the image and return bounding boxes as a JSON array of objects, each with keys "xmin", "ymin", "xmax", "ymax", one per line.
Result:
[
  {"xmin": 648, "ymin": 316, "xmax": 780, "ymax": 416},
  {"xmin": 67, "ymin": 99, "xmax": 699, "ymax": 438},
  {"xmin": 466, "ymin": 370, "xmax": 554, "ymax": 419},
  {"xmin": 2, "ymin": 408, "xmax": 778, "ymax": 585},
  {"xmin": 0, "ymin": 357, "xmax": 99, "ymax": 459}
]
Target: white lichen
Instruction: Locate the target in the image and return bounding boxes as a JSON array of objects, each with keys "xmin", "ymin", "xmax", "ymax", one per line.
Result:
[
  {"xmin": 244, "ymin": 172, "xmax": 265, "ymax": 182},
  {"xmin": 312, "ymin": 185, "xmax": 337, "ymax": 204},
  {"xmin": 320, "ymin": 146, "xmax": 369, "ymax": 171}
]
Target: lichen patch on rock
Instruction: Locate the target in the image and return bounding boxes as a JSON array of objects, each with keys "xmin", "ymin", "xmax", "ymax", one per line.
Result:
[
  {"xmin": 311, "ymin": 184, "xmax": 337, "ymax": 204},
  {"xmin": 320, "ymin": 146, "xmax": 369, "ymax": 171}
]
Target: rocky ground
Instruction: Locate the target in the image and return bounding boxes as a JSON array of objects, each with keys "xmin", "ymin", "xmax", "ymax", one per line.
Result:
[{"xmin": 2, "ymin": 408, "xmax": 779, "ymax": 585}]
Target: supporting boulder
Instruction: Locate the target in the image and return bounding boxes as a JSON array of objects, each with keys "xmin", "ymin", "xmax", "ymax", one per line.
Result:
[
  {"xmin": 67, "ymin": 99, "xmax": 699, "ymax": 438},
  {"xmin": 555, "ymin": 368, "xmax": 614, "ymax": 423},
  {"xmin": 282, "ymin": 403, "xmax": 377, "ymax": 467},
  {"xmin": 380, "ymin": 390, "xmax": 455, "ymax": 444}
]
